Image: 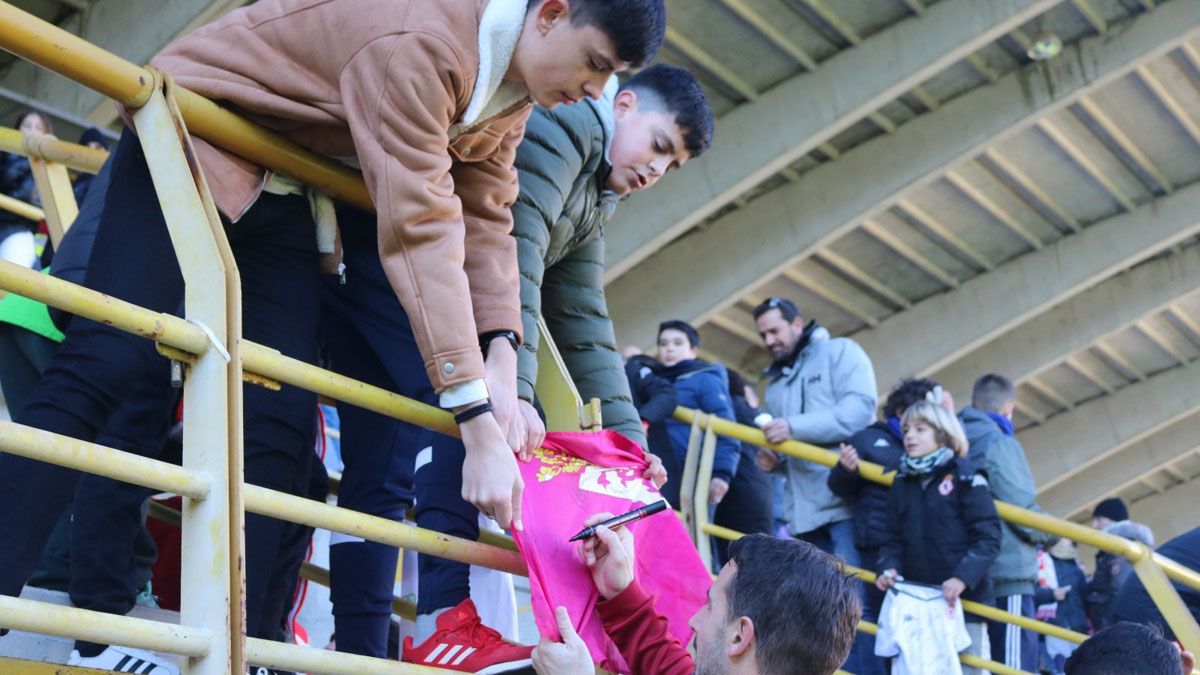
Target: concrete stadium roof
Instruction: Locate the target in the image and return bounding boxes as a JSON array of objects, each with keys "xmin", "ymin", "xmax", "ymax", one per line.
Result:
[{"xmin": 1, "ymin": 0, "xmax": 1196, "ymax": 541}]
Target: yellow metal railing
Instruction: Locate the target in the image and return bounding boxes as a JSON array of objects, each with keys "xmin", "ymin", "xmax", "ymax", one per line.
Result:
[
  {"xmin": 676, "ymin": 407, "xmax": 1200, "ymax": 660},
  {"xmin": 0, "ymin": 4, "xmax": 534, "ymax": 673}
]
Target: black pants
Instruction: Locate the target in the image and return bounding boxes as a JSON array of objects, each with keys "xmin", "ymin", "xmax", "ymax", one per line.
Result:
[
  {"xmin": 0, "ymin": 130, "xmax": 321, "ymax": 640},
  {"xmin": 321, "ymin": 204, "xmax": 479, "ymax": 657},
  {"xmin": 713, "ymin": 447, "xmax": 774, "ymax": 565}
]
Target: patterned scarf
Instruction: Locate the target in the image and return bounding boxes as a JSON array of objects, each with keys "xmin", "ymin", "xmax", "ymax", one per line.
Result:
[{"xmin": 900, "ymin": 446, "xmax": 954, "ymax": 475}]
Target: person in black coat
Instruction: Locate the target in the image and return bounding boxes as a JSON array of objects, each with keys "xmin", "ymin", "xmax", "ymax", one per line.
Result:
[
  {"xmin": 711, "ymin": 369, "xmax": 774, "ymax": 564},
  {"xmin": 1113, "ymin": 525, "xmax": 1200, "ymax": 641},
  {"xmin": 829, "ymin": 377, "xmax": 938, "ymax": 675},
  {"xmin": 876, "ymin": 400, "xmax": 1002, "ymax": 664}
]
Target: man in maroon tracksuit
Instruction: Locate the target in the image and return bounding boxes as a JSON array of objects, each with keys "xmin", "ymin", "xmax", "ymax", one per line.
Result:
[{"xmin": 531, "ymin": 522, "xmax": 861, "ymax": 674}]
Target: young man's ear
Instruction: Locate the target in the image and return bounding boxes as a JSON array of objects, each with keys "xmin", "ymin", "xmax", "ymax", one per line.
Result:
[
  {"xmin": 533, "ymin": 0, "xmax": 568, "ymax": 35},
  {"xmin": 613, "ymin": 89, "xmax": 639, "ymax": 117},
  {"xmin": 727, "ymin": 616, "xmax": 755, "ymax": 659}
]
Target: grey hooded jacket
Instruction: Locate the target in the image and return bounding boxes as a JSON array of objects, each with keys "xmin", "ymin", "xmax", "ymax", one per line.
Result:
[
  {"xmin": 763, "ymin": 325, "xmax": 877, "ymax": 535},
  {"xmin": 960, "ymin": 406, "xmax": 1056, "ymax": 597}
]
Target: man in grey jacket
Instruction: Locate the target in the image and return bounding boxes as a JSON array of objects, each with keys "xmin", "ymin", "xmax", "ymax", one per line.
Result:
[
  {"xmin": 753, "ymin": 297, "xmax": 877, "ymax": 563},
  {"xmin": 959, "ymin": 373, "xmax": 1055, "ymax": 673},
  {"xmin": 753, "ymin": 297, "xmax": 877, "ymax": 673}
]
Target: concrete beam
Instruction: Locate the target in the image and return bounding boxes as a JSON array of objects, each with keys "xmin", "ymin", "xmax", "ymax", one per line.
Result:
[
  {"xmin": 605, "ymin": 3, "xmax": 1200, "ymax": 350},
  {"xmin": 1039, "ymin": 413, "xmax": 1200, "ymax": 519},
  {"xmin": 603, "ymin": 0, "xmax": 1064, "ymax": 281},
  {"xmin": 852, "ymin": 180, "xmax": 1200, "ymax": 391},
  {"xmin": 1026, "ymin": 359, "xmax": 1200, "ymax": 493},
  {"xmin": 0, "ymin": 0, "xmax": 245, "ymax": 129},
  {"xmin": 934, "ymin": 244, "xmax": 1200, "ymax": 401}
]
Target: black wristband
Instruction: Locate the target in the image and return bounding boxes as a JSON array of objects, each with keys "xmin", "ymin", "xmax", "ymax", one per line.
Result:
[
  {"xmin": 453, "ymin": 401, "xmax": 493, "ymax": 425},
  {"xmin": 480, "ymin": 330, "xmax": 519, "ymax": 359}
]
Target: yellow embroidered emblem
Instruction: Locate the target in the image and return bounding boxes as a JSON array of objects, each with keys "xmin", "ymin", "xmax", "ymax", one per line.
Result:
[{"xmin": 533, "ymin": 446, "xmax": 588, "ymax": 483}]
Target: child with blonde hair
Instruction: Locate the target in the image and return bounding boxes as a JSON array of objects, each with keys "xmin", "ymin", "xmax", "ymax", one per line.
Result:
[{"xmin": 875, "ymin": 400, "xmax": 1002, "ymax": 672}]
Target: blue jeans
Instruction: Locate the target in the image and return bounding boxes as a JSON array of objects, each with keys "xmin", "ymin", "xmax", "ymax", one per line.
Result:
[{"xmin": 322, "ymin": 203, "xmax": 475, "ymax": 658}]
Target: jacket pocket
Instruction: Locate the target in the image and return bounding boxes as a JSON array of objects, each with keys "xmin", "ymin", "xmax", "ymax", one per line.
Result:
[{"xmin": 449, "ymin": 126, "xmax": 505, "ymax": 164}]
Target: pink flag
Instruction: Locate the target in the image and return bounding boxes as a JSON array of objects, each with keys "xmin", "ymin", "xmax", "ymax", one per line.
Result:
[{"xmin": 513, "ymin": 430, "xmax": 711, "ymax": 673}]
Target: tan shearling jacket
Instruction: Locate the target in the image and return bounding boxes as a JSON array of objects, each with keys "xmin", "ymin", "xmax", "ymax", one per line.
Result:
[{"xmin": 150, "ymin": 0, "xmax": 531, "ymax": 391}]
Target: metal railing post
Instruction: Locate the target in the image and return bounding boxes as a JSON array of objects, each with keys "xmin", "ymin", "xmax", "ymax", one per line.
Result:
[
  {"xmin": 130, "ymin": 84, "xmax": 243, "ymax": 675},
  {"xmin": 23, "ymin": 132, "xmax": 79, "ymax": 247},
  {"xmin": 679, "ymin": 414, "xmax": 704, "ymax": 545},
  {"xmin": 693, "ymin": 420, "xmax": 718, "ymax": 567}
]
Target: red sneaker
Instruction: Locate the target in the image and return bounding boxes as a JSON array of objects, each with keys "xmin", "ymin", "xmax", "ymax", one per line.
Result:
[{"xmin": 402, "ymin": 599, "xmax": 533, "ymax": 673}]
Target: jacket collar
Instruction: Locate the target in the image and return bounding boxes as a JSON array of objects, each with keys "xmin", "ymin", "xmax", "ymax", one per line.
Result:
[
  {"xmin": 588, "ymin": 75, "xmax": 619, "ymax": 164},
  {"xmin": 459, "ymin": 0, "xmax": 529, "ymax": 128}
]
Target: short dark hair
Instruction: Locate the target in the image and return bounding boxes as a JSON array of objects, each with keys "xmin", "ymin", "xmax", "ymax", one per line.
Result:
[
  {"xmin": 620, "ymin": 64, "xmax": 715, "ymax": 157},
  {"xmin": 658, "ymin": 319, "xmax": 700, "ymax": 348},
  {"xmin": 883, "ymin": 378, "xmax": 940, "ymax": 419},
  {"xmin": 530, "ymin": 0, "xmax": 666, "ymax": 69},
  {"xmin": 1065, "ymin": 622, "xmax": 1184, "ymax": 675},
  {"xmin": 752, "ymin": 296, "xmax": 802, "ymax": 323},
  {"xmin": 971, "ymin": 373, "xmax": 1016, "ymax": 413},
  {"xmin": 726, "ymin": 368, "xmax": 748, "ymax": 398},
  {"xmin": 727, "ymin": 535, "xmax": 860, "ymax": 675}
]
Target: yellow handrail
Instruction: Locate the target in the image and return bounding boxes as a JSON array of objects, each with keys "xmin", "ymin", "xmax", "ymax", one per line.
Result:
[
  {"xmin": 0, "ymin": 192, "xmax": 43, "ymax": 222},
  {"xmin": 0, "ymin": 126, "xmax": 107, "ymax": 174},
  {"xmin": 675, "ymin": 407, "xmax": 1197, "ymax": 590}
]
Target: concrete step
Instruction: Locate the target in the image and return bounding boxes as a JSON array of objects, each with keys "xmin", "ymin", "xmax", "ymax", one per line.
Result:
[{"xmin": 0, "ymin": 586, "xmax": 183, "ymax": 670}]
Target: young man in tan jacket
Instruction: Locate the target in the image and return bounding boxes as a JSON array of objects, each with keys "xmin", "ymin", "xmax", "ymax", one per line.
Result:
[{"xmin": 0, "ymin": 0, "xmax": 664, "ymax": 672}]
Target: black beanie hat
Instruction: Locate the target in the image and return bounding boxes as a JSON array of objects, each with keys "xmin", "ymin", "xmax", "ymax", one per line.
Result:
[
  {"xmin": 78, "ymin": 127, "xmax": 111, "ymax": 150},
  {"xmin": 1091, "ymin": 497, "xmax": 1129, "ymax": 523}
]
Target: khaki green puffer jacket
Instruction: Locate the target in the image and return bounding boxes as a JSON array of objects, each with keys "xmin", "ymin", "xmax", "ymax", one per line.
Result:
[{"xmin": 512, "ymin": 97, "xmax": 643, "ymax": 446}]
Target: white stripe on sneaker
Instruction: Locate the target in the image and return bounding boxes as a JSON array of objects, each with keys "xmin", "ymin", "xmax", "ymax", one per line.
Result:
[
  {"xmin": 424, "ymin": 643, "xmax": 449, "ymax": 664},
  {"xmin": 452, "ymin": 647, "xmax": 477, "ymax": 666},
  {"xmin": 439, "ymin": 645, "xmax": 463, "ymax": 665}
]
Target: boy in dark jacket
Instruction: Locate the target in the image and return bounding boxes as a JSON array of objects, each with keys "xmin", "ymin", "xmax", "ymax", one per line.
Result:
[
  {"xmin": 877, "ymin": 400, "xmax": 1002, "ymax": 667},
  {"xmin": 654, "ymin": 320, "xmax": 741, "ymax": 507}
]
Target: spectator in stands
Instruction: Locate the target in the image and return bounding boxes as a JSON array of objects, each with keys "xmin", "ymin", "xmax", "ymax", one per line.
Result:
[
  {"xmin": 712, "ymin": 369, "xmax": 774, "ymax": 564},
  {"xmin": 0, "ymin": 109, "xmax": 51, "ymax": 268},
  {"xmin": 1087, "ymin": 520, "xmax": 1155, "ymax": 631},
  {"xmin": 828, "ymin": 376, "xmax": 939, "ymax": 675},
  {"xmin": 959, "ymin": 373, "xmax": 1055, "ymax": 672},
  {"xmin": 324, "ymin": 58, "xmax": 703, "ymax": 670},
  {"xmin": 1065, "ymin": 622, "xmax": 1194, "ymax": 675},
  {"xmin": 876, "ymin": 400, "xmax": 1001, "ymax": 667},
  {"xmin": 1036, "ymin": 538, "xmax": 1089, "ymax": 673},
  {"xmin": 0, "ymin": 2, "xmax": 666, "ymax": 671},
  {"xmin": 1090, "ymin": 498, "xmax": 1128, "ymax": 532},
  {"xmin": 752, "ymin": 296, "xmax": 876, "ymax": 565},
  {"xmin": 1113, "ymin": 525, "xmax": 1200, "ymax": 640},
  {"xmin": 532, "ymin": 526, "xmax": 860, "ymax": 675},
  {"xmin": 624, "ymin": 350, "xmax": 678, "ymax": 493},
  {"xmin": 656, "ymin": 320, "xmax": 741, "ymax": 509}
]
